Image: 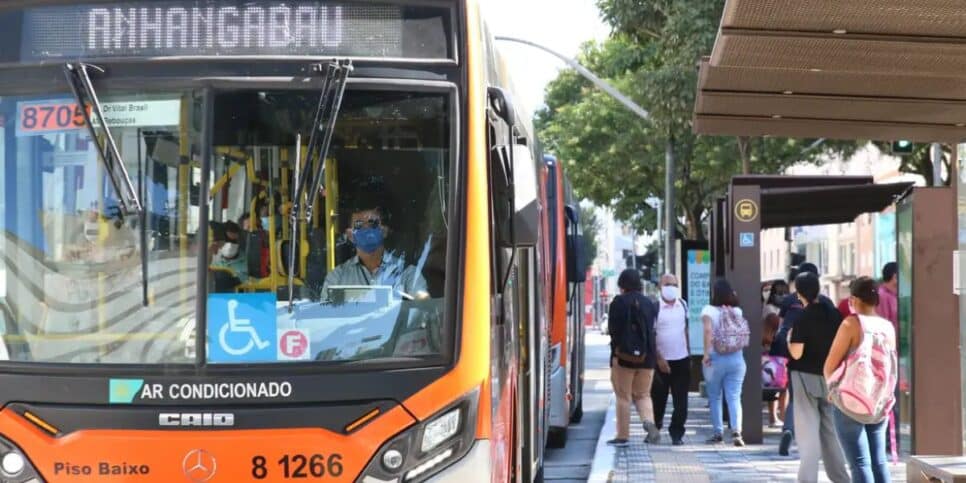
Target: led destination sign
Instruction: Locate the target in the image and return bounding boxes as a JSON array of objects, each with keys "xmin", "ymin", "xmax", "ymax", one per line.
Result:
[{"xmin": 19, "ymin": 1, "xmax": 451, "ymax": 61}]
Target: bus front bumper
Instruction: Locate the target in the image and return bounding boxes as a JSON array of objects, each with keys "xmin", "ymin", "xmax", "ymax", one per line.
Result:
[{"xmin": 424, "ymin": 439, "xmax": 490, "ymax": 482}]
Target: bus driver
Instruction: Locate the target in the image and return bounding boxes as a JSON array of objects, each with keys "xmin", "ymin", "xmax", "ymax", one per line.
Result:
[{"xmin": 320, "ymin": 202, "xmax": 428, "ymax": 302}]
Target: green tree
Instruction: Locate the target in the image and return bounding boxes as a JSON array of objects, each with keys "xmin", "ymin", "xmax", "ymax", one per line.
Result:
[
  {"xmin": 578, "ymin": 204, "xmax": 600, "ymax": 274},
  {"xmin": 537, "ymin": 0, "xmax": 857, "ymax": 239},
  {"xmin": 872, "ymin": 142, "xmax": 950, "ymax": 186}
]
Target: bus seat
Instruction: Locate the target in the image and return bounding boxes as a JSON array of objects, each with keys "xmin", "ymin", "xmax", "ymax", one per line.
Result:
[
  {"xmin": 245, "ymin": 230, "xmax": 267, "ymax": 278},
  {"xmin": 276, "ymin": 239, "xmax": 300, "ymax": 278}
]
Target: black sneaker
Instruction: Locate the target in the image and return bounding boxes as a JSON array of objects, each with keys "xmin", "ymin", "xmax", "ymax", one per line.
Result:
[
  {"xmin": 779, "ymin": 430, "xmax": 793, "ymax": 456},
  {"xmin": 671, "ymin": 437, "xmax": 684, "ymax": 446},
  {"xmin": 732, "ymin": 432, "xmax": 745, "ymax": 447},
  {"xmin": 705, "ymin": 433, "xmax": 723, "ymax": 444},
  {"xmin": 607, "ymin": 438, "xmax": 629, "ymax": 447}
]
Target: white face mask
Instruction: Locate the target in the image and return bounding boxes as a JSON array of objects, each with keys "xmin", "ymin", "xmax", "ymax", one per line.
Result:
[
  {"xmin": 220, "ymin": 242, "xmax": 239, "ymax": 259},
  {"xmin": 661, "ymin": 286, "xmax": 678, "ymax": 301}
]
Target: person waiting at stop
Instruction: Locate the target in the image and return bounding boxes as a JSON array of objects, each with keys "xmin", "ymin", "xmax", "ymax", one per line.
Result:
[
  {"xmin": 787, "ymin": 272, "xmax": 849, "ymax": 483},
  {"xmin": 320, "ymin": 201, "xmax": 427, "ymax": 301}
]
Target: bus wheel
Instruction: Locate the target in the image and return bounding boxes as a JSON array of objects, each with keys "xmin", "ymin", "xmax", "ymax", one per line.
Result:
[
  {"xmin": 546, "ymin": 427, "xmax": 567, "ymax": 449},
  {"xmin": 569, "ymin": 399, "xmax": 583, "ymax": 424}
]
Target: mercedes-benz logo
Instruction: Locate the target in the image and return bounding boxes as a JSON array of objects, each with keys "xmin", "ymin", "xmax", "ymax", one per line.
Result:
[{"xmin": 182, "ymin": 449, "xmax": 217, "ymax": 482}]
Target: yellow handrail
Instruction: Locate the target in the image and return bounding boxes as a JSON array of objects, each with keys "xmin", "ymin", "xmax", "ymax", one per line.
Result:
[{"xmin": 325, "ymin": 158, "xmax": 339, "ymax": 272}]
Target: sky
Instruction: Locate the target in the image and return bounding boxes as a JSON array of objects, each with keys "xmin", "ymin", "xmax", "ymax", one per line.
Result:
[{"xmin": 480, "ymin": 0, "xmax": 611, "ymax": 114}]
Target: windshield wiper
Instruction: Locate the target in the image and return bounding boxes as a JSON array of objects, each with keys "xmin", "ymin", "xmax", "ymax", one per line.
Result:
[
  {"xmin": 289, "ymin": 60, "xmax": 352, "ymax": 311},
  {"xmin": 64, "ymin": 63, "xmax": 142, "ymax": 216},
  {"xmin": 65, "ymin": 63, "xmax": 149, "ymax": 306}
]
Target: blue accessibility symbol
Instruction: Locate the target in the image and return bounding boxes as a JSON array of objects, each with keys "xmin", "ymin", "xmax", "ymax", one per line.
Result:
[
  {"xmin": 207, "ymin": 293, "xmax": 277, "ymax": 363},
  {"xmin": 739, "ymin": 232, "xmax": 756, "ymax": 248}
]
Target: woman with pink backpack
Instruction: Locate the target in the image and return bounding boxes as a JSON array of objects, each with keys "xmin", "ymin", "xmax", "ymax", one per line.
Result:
[
  {"xmin": 701, "ymin": 279, "xmax": 750, "ymax": 446},
  {"xmin": 824, "ymin": 277, "xmax": 898, "ymax": 483}
]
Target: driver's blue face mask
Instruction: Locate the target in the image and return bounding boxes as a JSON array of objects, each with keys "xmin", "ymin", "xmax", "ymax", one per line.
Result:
[{"xmin": 353, "ymin": 227, "xmax": 384, "ymax": 254}]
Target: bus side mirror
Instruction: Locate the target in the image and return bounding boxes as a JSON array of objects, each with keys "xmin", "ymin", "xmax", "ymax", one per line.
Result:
[
  {"xmin": 487, "ymin": 86, "xmax": 515, "ymax": 128},
  {"xmin": 564, "ymin": 205, "xmax": 586, "ymax": 283},
  {"xmin": 513, "ymin": 144, "xmax": 538, "ymax": 247}
]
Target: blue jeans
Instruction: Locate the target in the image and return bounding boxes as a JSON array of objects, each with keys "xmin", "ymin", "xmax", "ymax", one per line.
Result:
[
  {"xmin": 833, "ymin": 408, "xmax": 890, "ymax": 483},
  {"xmin": 704, "ymin": 351, "xmax": 746, "ymax": 435}
]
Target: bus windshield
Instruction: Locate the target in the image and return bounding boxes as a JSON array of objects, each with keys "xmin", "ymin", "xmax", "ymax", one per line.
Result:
[
  {"xmin": 0, "ymin": 87, "xmax": 452, "ymax": 366},
  {"xmin": 0, "ymin": 91, "xmax": 204, "ymax": 364},
  {"xmin": 205, "ymin": 88, "xmax": 451, "ymax": 365}
]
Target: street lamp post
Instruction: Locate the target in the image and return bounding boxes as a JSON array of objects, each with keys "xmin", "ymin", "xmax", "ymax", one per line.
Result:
[
  {"xmin": 495, "ymin": 36, "xmax": 675, "ymax": 272},
  {"xmin": 646, "ymin": 197, "xmax": 662, "ymax": 275}
]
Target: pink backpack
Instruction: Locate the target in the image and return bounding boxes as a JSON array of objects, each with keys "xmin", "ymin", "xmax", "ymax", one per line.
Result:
[
  {"xmin": 827, "ymin": 314, "xmax": 897, "ymax": 425},
  {"xmin": 711, "ymin": 306, "xmax": 750, "ymax": 354},
  {"xmin": 762, "ymin": 355, "xmax": 789, "ymax": 390}
]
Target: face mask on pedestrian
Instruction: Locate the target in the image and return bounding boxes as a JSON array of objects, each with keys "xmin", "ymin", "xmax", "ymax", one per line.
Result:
[
  {"xmin": 762, "ymin": 290, "xmax": 770, "ymax": 302},
  {"xmin": 220, "ymin": 242, "xmax": 239, "ymax": 259},
  {"xmin": 661, "ymin": 285, "xmax": 678, "ymax": 301},
  {"xmin": 261, "ymin": 216, "xmax": 270, "ymax": 230}
]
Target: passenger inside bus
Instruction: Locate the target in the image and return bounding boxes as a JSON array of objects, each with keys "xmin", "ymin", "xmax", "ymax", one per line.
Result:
[
  {"xmin": 320, "ymin": 201, "xmax": 429, "ymax": 302},
  {"xmin": 210, "ymin": 221, "xmax": 248, "ymax": 283}
]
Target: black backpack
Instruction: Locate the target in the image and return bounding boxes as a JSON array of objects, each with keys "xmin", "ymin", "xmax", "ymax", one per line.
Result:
[{"xmin": 615, "ymin": 294, "xmax": 650, "ymax": 364}]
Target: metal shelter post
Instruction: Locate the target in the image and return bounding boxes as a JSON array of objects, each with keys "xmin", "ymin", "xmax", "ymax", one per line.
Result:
[{"xmin": 728, "ymin": 184, "xmax": 763, "ymax": 444}]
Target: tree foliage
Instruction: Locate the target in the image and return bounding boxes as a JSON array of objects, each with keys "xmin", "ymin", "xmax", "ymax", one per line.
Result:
[
  {"xmin": 578, "ymin": 205, "xmax": 601, "ymax": 274},
  {"xmin": 871, "ymin": 142, "xmax": 950, "ymax": 186},
  {"xmin": 536, "ymin": 0, "xmax": 857, "ymax": 239}
]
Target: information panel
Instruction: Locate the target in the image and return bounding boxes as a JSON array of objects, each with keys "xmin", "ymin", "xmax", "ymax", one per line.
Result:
[
  {"xmin": 17, "ymin": 1, "xmax": 451, "ymax": 61},
  {"xmin": 685, "ymin": 248, "xmax": 710, "ymax": 354},
  {"xmin": 15, "ymin": 98, "xmax": 180, "ymax": 137}
]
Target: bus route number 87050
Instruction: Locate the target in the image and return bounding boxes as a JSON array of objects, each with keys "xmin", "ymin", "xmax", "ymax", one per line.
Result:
[{"xmin": 251, "ymin": 454, "xmax": 344, "ymax": 479}]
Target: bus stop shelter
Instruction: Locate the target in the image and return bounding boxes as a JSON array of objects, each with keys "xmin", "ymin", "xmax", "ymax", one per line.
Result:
[
  {"xmin": 710, "ymin": 176, "xmax": 912, "ymax": 445},
  {"xmin": 694, "ymin": 0, "xmax": 966, "ymax": 457}
]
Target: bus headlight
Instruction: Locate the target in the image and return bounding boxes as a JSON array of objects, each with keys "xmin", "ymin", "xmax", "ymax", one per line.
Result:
[
  {"xmin": 359, "ymin": 388, "xmax": 479, "ymax": 483},
  {"xmin": 419, "ymin": 409, "xmax": 460, "ymax": 453},
  {"xmin": 0, "ymin": 436, "xmax": 42, "ymax": 483}
]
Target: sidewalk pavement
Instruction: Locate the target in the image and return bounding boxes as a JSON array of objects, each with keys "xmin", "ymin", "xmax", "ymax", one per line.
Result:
[{"xmin": 588, "ymin": 393, "xmax": 908, "ymax": 482}]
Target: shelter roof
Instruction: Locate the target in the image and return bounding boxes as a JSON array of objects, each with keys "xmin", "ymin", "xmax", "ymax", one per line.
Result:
[
  {"xmin": 731, "ymin": 176, "xmax": 912, "ymax": 229},
  {"xmin": 694, "ymin": 0, "xmax": 966, "ymax": 142}
]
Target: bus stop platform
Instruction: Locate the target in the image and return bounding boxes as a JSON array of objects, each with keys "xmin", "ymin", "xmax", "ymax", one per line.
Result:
[{"xmin": 588, "ymin": 393, "xmax": 909, "ymax": 482}]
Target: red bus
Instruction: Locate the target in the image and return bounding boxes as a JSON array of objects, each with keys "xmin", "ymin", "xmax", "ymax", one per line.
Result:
[{"xmin": 542, "ymin": 155, "xmax": 586, "ymax": 448}]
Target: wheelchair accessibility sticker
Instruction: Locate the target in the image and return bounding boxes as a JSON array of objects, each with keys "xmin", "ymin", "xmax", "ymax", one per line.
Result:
[{"xmin": 207, "ymin": 293, "xmax": 277, "ymax": 363}]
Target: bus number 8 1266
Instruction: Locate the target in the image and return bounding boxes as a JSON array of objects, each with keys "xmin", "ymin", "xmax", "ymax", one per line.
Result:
[{"xmin": 251, "ymin": 454, "xmax": 344, "ymax": 479}]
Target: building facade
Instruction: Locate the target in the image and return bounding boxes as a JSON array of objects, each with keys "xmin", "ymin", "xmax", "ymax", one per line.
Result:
[{"xmin": 760, "ymin": 143, "xmax": 923, "ymax": 300}]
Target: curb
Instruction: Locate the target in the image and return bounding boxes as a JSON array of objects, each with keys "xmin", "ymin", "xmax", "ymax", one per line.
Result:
[{"xmin": 587, "ymin": 395, "xmax": 616, "ymax": 483}]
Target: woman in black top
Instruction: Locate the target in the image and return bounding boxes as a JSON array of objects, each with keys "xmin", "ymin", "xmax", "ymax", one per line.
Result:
[
  {"xmin": 606, "ymin": 269, "xmax": 659, "ymax": 446},
  {"xmin": 787, "ymin": 272, "xmax": 849, "ymax": 483}
]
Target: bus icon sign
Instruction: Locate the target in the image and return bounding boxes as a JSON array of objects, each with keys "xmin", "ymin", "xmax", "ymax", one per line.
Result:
[
  {"xmin": 278, "ymin": 329, "xmax": 311, "ymax": 361},
  {"xmin": 206, "ymin": 294, "xmax": 277, "ymax": 363}
]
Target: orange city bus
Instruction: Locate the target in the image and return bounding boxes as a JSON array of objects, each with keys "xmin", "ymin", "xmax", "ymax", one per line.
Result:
[
  {"xmin": 541, "ymin": 155, "xmax": 585, "ymax": 449},
  {"xmin": 0, "ymin": 1, "xmax": 559, "ymax": 482}
]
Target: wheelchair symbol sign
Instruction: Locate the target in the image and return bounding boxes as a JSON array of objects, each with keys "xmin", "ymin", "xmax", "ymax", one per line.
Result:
[
  {"xmin": 739, "ymin": 232, "xmax": 756, "ymax": 248},
  {"xmin": 207, "ymin": 293, "xmax": 277, "ymax": 363}
]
